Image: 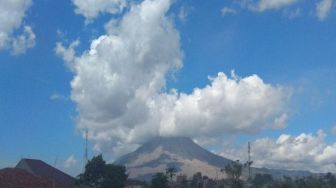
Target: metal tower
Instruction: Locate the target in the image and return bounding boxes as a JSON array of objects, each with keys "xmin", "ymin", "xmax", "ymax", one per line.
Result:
[
  {"xmin": 83, "ymin": 130, "xmax": 88, "ymax": 172},
  {"xmin": 85, "ymin": 130, "xmax": 88, "ymax": 162},
  {"xmin": 248, "ymin": 141, "xmax": 252, "ymax": 179}
]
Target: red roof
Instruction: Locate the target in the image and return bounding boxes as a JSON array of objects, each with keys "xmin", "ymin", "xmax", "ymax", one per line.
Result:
[
  {"xmin": 0, "ymin": 168, "xmax": 65, "ymax": 188},
  {"xmin": 15, "ymin": 158, "xmax": 75, "ymax": 188}
]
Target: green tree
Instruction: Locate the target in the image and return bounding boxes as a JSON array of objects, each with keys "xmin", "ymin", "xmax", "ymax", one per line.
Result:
[
  {"xmin": 222, "ymin": 160, "xmax": 243, "ymax": 188},
  {"xmin": 75, "ymin": 154, "xmax": 128, "ymax": 188},
  {"xmin": 101, "ymin": 164, "xmax": 128, "ymax": 188},
  {"xmin": 151, "ymin": 172, "xmax": 169, "ymax": 188},
  {"xmin": 252, "ymin": 173, "xmax": 273, "ymax": 188},
  {"xmin": 261, "ymin": 174, "xmax": 336, "ymax": 188},
  {"xmin": 323, "ymin": 173, "xmax": 336, "ymax": 188},
  {"xmin": 177, "ymin": 178, "xmax": 188, "ymax": 188},
  {"xmin": 166, "ymin": 167, "xmax": 177, "ymax": 187},
  {"xmin": 75, "ymin": 155, "xmax": 106, "ymax": 187},
  {"xmin": 191, "ymin": 172, "xmax": 202, "ymax": 188}
]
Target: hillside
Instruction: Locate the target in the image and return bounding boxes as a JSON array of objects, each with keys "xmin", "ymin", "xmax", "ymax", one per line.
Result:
[{"xmin": 114, "ymin": 137, "xmax": 312, "ymax": 181}]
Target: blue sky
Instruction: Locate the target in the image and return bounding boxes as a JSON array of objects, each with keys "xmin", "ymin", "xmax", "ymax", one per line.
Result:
[{"xmin": 0, "ymin": 0, "xmax": 336, "ymax": 175}]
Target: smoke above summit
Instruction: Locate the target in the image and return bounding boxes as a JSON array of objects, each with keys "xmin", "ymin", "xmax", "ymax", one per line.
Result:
[{"xmin": 56, "ymin": 0, "xmax": 290, "ymax": 158}]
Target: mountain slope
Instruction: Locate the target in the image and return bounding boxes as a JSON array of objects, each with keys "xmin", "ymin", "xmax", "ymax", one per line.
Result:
[
  {"xmin": 115, "ymin": 137, "xmax": 231, "ymax": 180},
  {"xmin": 114, "ymin": 137, "xmax": 312, "ymax": 181}
]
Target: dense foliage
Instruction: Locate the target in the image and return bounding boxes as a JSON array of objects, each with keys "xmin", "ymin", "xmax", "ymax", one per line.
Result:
[
  {"xmin": 74, "ymin": 155, "xmax": 127, "ymax": 188},
  {"xmin": 151, "ymin": 172, "xmax": 169, "ymax": 188},
  {"xmin": 222, "ymin": 160, "xmax": 244, "ymax": 188},
  {"xmin": 149, "ymin": 167, "xmax": 336, "ymax": 188},
  {"xmin": 74, "ymin": 156, "xmax": 336, "ymax": 188},
  {"xmin": 264, "ymin": 173, "xmax": 336, "ymax": 188}
]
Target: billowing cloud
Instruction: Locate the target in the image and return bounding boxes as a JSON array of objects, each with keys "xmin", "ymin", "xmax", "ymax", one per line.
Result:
[
  {"xmin": 72, "ymin": 0, "xmax": 127, "ymax": 22},
  {"xmin": 158, "ymin": 72, "xmax": 290, "ymax": 137},
  {"xmin": 0, "ymin": 0, "xmax": 35, "ymax": 55},
  {"xmin": 220, "ymin": 130, "xmax": 336, "ymax": 173},
  {"xmin": 57, "ymin": 0, "xmax": 290, "ymax": 158},
  {"xmin": 316, "ymin": 0, "xmax": 333, "ymax": 20}
]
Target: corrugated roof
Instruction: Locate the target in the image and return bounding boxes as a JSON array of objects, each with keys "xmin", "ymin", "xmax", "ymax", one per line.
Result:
[
  {"xmin": 15, "ymin": 158, "xmax": 75, "ymax": 188},
  {"xmin": 0, "ymin": 168, "xmax": 64, "ymax": 188}
]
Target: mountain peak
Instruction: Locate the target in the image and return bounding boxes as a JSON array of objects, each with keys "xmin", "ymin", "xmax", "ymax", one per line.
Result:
[
  {"xmin": 138, "ymin": 136, "xmax": 195, "ymax": 152},
  {"xmin": 114, "ymin": 136, "xmax": 232, "ymax": 180},
  {"xmin": 114, "ymin": 136, "xmax": 313, "ymax": 181}
]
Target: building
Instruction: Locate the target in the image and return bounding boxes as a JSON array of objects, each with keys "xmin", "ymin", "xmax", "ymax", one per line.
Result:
[
  {"xmin": 0, "ymin": 168, "xmax": 65, "ymax": 188},
  {"xmin": 15, "ymin": 158, "xmax": 75, "ymax": 188}
]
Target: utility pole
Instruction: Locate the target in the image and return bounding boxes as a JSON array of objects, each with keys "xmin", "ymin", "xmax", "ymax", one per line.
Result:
[
  {"xmin": 248, "ymin": 142, "xmax": 252, "ymax": 180},
  {"xmin": 83, "ymin": 130, "xmax": 88, "ymax": 172},
  {"xmin": 85, "ymin": 130, "xmax": 88, "ymax": 162}
]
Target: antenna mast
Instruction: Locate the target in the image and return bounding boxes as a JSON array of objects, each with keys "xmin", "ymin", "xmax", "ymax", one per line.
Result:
[
  {"xmin": 83, "ymin": 129, "xmax": 88, "ymax": 171},
  {"xmin": 248, "ymin": 142, "xmax": 251, "ymax": 179}
]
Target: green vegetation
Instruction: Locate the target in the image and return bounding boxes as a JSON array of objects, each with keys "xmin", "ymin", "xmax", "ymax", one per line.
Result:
[
  {"xmin": 74, "ymin": 155, "xmax": 127, "ymax": 188},
  {"xmin": 166, "ymin": 167, "xmax": 177, "ymax": 186},
  {"xmin": 148, "ymin": 165, "xmax": 336, "ymax": 188},
  {"xmin": 73, "ymin": 156, "xmax": 336, "ymax": 188},
  {"xmin": 264, "ymin": 173, "xmax": 336, "ymax": 188},
  {"xmin": 151, "ymin": 172, "xmax": 169, "ymax": 188},
  {"xmin": 251, "ymin": 173, "xmax": 273, "ymax": 187},
  {"xmin": 222, "ymin": 160, "xmax": 243, "ymax": 188}
]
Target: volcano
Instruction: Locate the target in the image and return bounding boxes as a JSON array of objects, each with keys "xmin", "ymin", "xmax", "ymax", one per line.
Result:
[{"xmin": 114, "ymin": 137, "xmax": 312, "ymax": 181}]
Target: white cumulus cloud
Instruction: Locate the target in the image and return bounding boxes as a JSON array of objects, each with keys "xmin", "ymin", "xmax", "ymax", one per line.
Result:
[
  {"xmin": 57, "ymin": 0, "xmax": 291, "ymax": 158},
  {"xmin": 316, "ymin": 0, "xmax": 333, "ymax": 20},
  {"xmin": 0, "ymin": 0, "xmax": 35, "ymax": 55},
  {"xmin": 72, "ymin": 0, "xmax": 128, "ymax": 23},
  {"xmin": 220, "ymin": 130, "xmax": 336, "ymax": 173}
]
